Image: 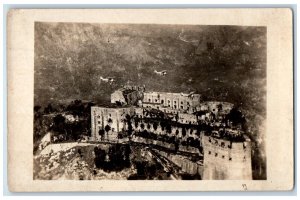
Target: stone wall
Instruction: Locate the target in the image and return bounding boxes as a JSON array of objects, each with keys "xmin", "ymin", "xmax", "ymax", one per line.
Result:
[
  {"xmin": 131, "ymin": 136, "xmax": 175, "ymax": 149},
  {"xmin": 202, "ymin": 135, "xmax": 252, "ymax": 180},
  {"xmin": 155, "ymin": 150, "xmax": 203, "ymax": 177}
]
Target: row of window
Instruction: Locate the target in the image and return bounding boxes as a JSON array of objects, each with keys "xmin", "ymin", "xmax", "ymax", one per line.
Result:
[
  {"xmin": 97, "ymin": 113, "xmax": 112, "ymax": 118},
  {"xmin": 207, "ymin": 151, "xmax": 247, "ymax": 161},
  {"xmin": 147, "ymin": 98, "xmax": 191, "ymax": 105},
  {"xmin": 97, "ymin": 118, "xmax": 113, "ymax": 124},
  {"xmin": 208, "ymin": 151, "xmax": 232, "ymax": 160},
  {"xmin": 145, "ymin": 104, "xmax": 191, "ymax": 111}
]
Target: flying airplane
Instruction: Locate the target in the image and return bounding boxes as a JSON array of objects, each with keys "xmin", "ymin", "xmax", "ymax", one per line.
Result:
[
  {"xmin": 154, "ymin": 70, "xmax": 167, "ymax": 76},
  {"xmin": 100, "ymin": 76, "xmax": 114, "ymax": 85}
]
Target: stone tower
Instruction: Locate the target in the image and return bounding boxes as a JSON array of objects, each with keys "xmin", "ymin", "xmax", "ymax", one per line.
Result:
[{"xmin": 202, "ymin": 135, "xmax": 252, "ymax": 180}]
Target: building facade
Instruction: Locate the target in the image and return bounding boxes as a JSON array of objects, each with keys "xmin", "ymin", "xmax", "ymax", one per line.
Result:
[
  {"xmin": 143, "ymin": 91, "xmax": 201, "ymax": 113},
  {"xmin": 91, "ymin": 106, "xmax": 134, "ymax": 141}
]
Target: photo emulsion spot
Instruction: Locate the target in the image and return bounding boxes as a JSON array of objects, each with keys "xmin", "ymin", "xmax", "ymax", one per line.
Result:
[{"xmin": 33, "ymin": 22, "xmax": 267, "ymax": 180}]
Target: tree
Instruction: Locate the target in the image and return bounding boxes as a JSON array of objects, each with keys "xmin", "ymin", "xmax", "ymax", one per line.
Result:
[
  {"xmin": 34, "ymin": 105, "xmax": 41, "ymax": 113},
  {"xmin": 98, "ymin": 129, "xmax": 105, "ymax": 140},
  {"xmin": 140, "ymin": 123, "xmax": 145, "ymax": 130},
  {"xmin": 182, "ymin": 128, "xmax": 186, "ymax": 138},
  {"xmin": 52, "ymin": 114, "xmax": 66, "ymax": 132},
  {"xmin": 226, "ymin": 107, "xmax": 246, "ymax": 126},
  {"xmin": 147, "ymin": 123, "xmax": 151, "ymax": 130},
  {"xmin": 175, "ymin": 113, "xmax": 179, "ymax": 122},
  {"xmin": 105, "ymin": 125, "xmax": 111, "ymax": 133},
  {"xmin": 166, "ymin": 123, "xmax": 172, "ymax": 134},
  {"xmin": 44, "ymin": 103, "xmax": 54, "ymax": 114},
  {"xmin": 217, "ymin": 104, "xmax": 223, "ymax": 112},
  {"xmin": 153, "ymin": 122, "xmax": 158, "ymax": 131},
  {"xmin": 134, "ymin": 117, "xmax": 139, "ymax": 128}
]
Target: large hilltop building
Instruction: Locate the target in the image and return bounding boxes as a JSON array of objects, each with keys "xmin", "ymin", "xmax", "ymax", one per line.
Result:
[
  {"xmin": 90, "ymin": 87, "xmax": 252, "ymax": 180},
  {"xmin": 142, "ymin": 91, "xmax": 201, "ymax": 114}
]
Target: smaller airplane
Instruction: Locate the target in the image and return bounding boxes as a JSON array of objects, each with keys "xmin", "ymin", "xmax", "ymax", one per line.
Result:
[
  {"xmin": 187, "ymin": 78, "xmax": 193, "ymax": 83},
  {"xmin": 154, "ymin": 70, "xmax": 167, "ymax": 76},
  {"xmin": 243, "ymin": 40, "xmax": 250, "ymax": 46},
  {"xmin": 100, "ymin": 76, "xmax": 114, "ymax": 85},
  {"xmin": 181, "ymin": 91, "xmax": 195, "ymax": 99}
]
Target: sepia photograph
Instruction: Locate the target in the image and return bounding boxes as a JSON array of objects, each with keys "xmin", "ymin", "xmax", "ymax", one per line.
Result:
[
  {"xmin": 7, "ymin": 8, "xmax": 293, "ymax": 191},
  {"xmin": 33, "ymin": 22, "xmax": 266, "ymax": 181}
]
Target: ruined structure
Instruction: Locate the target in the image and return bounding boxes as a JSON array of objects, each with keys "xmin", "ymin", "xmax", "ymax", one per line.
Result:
[
  {"xmin": 111, "ymin": 86, "xmax": 144, "ymax": 106},
  {"xmin": 90, "ymin": 88, "xmax": 252, "ymax": 180}
]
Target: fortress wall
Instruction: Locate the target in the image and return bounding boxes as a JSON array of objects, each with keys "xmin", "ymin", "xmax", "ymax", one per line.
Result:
[
  {"xmin": 155, "ymin": 150, "xmax": 203, "ymax": 177},
  {"xmin": 202, "ymin": 136, "xmax": 252, "ymax": 180}
]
